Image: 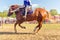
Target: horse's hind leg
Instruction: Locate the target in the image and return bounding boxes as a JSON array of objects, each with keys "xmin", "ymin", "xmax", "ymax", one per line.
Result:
[
  {"xmin": 18, "ymin": 23, "xmax": 26, "ymax": 29},
  {"xmin": 34, "ymin": 14, "xmax": 42, "ymax": 33},
  {"xmin": 37, "ymin": 22, "xmax": 42, "ymax": 33},
  {"xmin": 14, "ymin": 22, "xmax": 18, "ymax": 33},
  {"xmin": 34, "ymin": 22, "xmax": 42, "ymax": 33},
  {"xmin": 34, "ymin": 25, "xmax": 39, "ymax": 32}
]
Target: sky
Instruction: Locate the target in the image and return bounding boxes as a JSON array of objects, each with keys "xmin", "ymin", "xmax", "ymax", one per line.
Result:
[{"xmin": 0, "ymin": 0, "xmax": 60, "ymax": 13}]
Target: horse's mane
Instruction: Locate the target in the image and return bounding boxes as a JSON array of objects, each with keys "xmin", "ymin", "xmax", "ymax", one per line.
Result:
[
  {"xmin": 10, "ymin": 4, "xmax": 25, "ymax": 9},
  {"xmin": 10, "ymin": 4, "xmax": 20, "ymax": 8}
]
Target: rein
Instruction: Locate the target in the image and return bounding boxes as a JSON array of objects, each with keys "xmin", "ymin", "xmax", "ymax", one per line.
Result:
[{"xmin": 10, "ymin": 7, "xmax": 20, "ymax": 13}]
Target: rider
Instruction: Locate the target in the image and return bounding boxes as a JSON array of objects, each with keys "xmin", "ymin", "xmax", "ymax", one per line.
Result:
[
  {"xmin": 23, "ymin": 0, "xmax": 32, "ymax": 18},
  {"xmin": 24, "ymin": 0, "xmax": 31, "ymax": 7}
]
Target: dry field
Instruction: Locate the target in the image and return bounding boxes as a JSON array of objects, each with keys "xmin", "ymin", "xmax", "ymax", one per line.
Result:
[{"xmin": 0, "ymin": 23, "xmax": 60, "ymax": 40}]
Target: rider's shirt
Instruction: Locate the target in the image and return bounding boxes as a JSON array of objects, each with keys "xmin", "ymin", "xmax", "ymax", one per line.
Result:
[
  {"xmin": 24, "ymin": 0, "xmax": 30, "ymax": 2},
  {"xmin": 24, "ymin": 0, "xmax": 31, "ymax": 7}
]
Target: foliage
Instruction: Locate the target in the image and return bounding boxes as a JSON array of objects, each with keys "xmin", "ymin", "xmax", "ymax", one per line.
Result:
[
  {"xmin": 50, "ymin": 9, "xmax": 58, "ymax": 16},
  {"xmin": 0, "ymin": 10, "xmax": 15, "ymax": 18}
]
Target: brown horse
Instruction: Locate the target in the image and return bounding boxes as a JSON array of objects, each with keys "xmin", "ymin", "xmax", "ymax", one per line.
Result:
[{"xmin": 7, "ymin": 4, "xmax": 49, "ymax": 33}]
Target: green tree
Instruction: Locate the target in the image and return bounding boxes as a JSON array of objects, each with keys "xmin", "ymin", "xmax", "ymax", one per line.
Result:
[
  {"xmin": 50, "ymin": 9, "xmax": 58, "ymax": 16},
  {"xmin": 2, "ymin": 10, "xmax": 8, "ymax": 17},
  {"xmin": 0, "ymin": 10, "xmax": 16, "ymax": 18}
]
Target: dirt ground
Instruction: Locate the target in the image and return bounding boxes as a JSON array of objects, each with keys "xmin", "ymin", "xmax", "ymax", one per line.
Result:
[{"xmin": 0, "ymin": 24, "xmax": 60, "ymax": 40}]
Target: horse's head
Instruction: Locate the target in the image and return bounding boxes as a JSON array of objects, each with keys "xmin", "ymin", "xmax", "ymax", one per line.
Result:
[{"xmin": 7, "ymin": 5, "xmax": 20, "ymax": 16}]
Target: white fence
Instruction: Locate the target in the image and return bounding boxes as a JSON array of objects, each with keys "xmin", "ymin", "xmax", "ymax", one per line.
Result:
[{"xmin": 0, "ymin": 17, "xmax": 16, "ymax": 24}]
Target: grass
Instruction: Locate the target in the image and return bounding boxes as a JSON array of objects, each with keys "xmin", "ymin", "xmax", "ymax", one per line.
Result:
[
  {"xmin": 2, "ymin": 23, "xmax": 60, "ymax": 30},
  {"xmin": 42, "ymin": 24, "xmax": 60, "ymax": 30}
]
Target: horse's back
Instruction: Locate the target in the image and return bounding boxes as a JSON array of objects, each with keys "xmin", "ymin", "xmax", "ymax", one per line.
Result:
[{"xmin": 34, "ymin": 8, "xmax": 49, "ymax": 20}]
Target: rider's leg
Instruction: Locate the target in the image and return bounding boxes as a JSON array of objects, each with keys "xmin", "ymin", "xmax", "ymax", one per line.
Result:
[{"xmin": 23, "ymin": 6, "xmax": 28, "ymax": 18}]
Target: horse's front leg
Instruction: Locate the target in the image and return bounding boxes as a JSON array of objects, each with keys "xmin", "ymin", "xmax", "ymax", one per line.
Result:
[
  {"xmin": 18, "ymin": 23, "xmax": 26, "ymax": 29},
  {"xmin": 14, "ymin": 22, "xmax": 18, "ymax": 33}
]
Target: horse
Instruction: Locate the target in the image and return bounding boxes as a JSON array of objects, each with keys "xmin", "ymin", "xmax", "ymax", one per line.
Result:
[{"xmin": 7, "ymin": 4, "xmax": 49, "ymax": 33}]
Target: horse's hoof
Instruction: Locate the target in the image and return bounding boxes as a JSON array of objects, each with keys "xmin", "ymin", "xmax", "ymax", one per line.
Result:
[
  {"xmin": 23, "ymin": 27, "xmax": 26, "ymax": 29},
  {"xmin": 33, "ymin": 29, "xmax": 35, "ymax": 32},
  {"xmin": 35, "ymin": 31, "xmax": 38, "ymax": 33},
  {"xmin": 21, "ymin": 26, "xmax": 26, "ymax": 29},
  {"xmin": 33, "ymin": 30, "xmax": 38, "ymax": 33}
]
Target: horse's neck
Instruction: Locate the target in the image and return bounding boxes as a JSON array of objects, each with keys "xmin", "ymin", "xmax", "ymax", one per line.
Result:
[{"xmin": 15, "ymin": 13, "xmax": 22, "ymax": 17}]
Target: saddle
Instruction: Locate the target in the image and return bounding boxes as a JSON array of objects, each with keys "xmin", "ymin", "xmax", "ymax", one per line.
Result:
[{"xmin": 19, "ymin": 6, "xmax": 33, "ymax": 16}]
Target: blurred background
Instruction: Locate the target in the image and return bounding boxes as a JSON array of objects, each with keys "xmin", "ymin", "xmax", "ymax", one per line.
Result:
[{"xmin": 0, "ymin": 0, "xmax": 60, "ymax": 25}]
